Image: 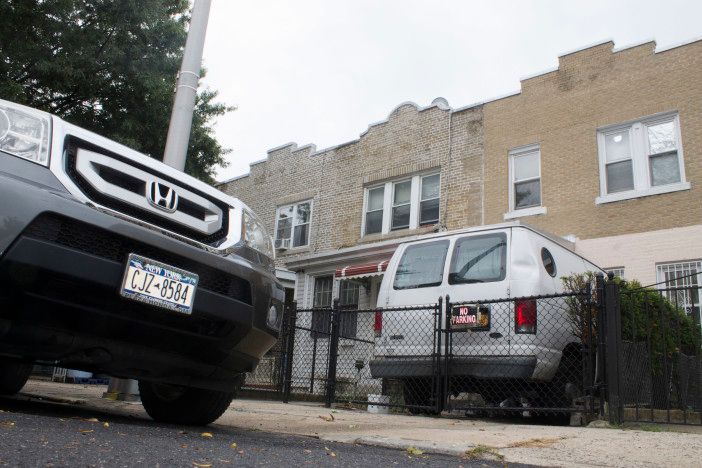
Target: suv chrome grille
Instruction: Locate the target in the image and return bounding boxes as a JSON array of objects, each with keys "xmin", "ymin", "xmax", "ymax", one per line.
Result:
[{"xmin": 63, "ymin": 138, "xmax": 230, "ymax": 245}]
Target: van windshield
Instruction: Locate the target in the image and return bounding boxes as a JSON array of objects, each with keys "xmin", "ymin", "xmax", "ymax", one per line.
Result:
[
  {"xmin": 393, "ymin": 240, "xmax": 449, "ymax": 290},
  {"xmin": 449, "ymin": 233, "xmax": 507, "ymax": 284}
]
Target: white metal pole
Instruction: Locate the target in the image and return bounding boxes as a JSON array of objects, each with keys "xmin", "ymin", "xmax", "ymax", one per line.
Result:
[{"xmin": 162, "ymin": 0, "xmax": 212, "ymax": 171}]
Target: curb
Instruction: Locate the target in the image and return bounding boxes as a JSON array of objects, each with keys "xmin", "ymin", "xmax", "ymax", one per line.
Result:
[
  {"xmin": 320, "ymin": 434, "xmax": 473, "ymax": 458},
  {"xmin": 17, "ymin": 392, "xmax": 87, "ymax": 405}
]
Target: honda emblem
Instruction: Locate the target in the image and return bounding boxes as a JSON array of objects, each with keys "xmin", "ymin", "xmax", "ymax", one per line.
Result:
[{"xmin": 147, "ymin": 180, "xmax": 179, "ymax": 213}]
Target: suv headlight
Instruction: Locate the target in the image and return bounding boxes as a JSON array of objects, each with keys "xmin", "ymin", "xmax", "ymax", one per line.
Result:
[
  {"xmin": 242, "ymin": 209, "xmax": 275, "ymax": 259},
  {"xmin": 0, "ymin": 100, "xmax": 51, "ymax": 166}
]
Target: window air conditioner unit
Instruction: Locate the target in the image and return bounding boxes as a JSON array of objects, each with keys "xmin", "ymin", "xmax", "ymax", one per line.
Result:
[{"xmin": 275, "ymin": 238, "xmax": 291, "ymax": 250}]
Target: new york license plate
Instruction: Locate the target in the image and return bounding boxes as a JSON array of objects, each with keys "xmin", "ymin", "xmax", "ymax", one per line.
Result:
[{"xmin": 120, "ymin": 254, "xmax": 198, "ymax": 314}]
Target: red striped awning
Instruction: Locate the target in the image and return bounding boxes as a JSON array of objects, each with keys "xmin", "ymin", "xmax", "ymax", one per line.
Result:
[{"xmin": 335, "ymin": 260, "xmax": 389, "ymax": 279}]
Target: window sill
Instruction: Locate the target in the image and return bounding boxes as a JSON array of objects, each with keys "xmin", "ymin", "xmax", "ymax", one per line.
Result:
[
  {"xmin": 359, "ymin": 225, "xmax": 438, "ymax": 244},
  {"xmin": 595, "ymin": 182, "xmax": 691, "ymax": 205},
  {"xmin": 503, "ymin": 206, "xmax": 547, "ymax": 220},
  {"xmin": 276, "ymin": 245, "xmax": 312, "ymax": 256}
]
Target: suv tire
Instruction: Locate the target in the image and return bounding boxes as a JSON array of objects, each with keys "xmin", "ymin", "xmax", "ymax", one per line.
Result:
[
  {"xmin": 139, "ymin": 377, "xmax": 242, "ymax": 426},
  {"xmin": 0, "ymin": 359, "xmax": 33, "ymax": 395}
]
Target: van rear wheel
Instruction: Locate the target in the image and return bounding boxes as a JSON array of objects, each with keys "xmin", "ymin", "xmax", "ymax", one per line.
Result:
[{"xmin": 402, "ymin": 378, "xmax": 437, "ymax": 414}]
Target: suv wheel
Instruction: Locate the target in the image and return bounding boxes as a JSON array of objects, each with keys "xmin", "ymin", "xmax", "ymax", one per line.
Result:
[
  {"xmin": 0, "ymin": 359, "xmax": 33, "ymax": 395},
  {"xmin": 138, "ymin": 377, "xmax": 242, "ymax": 426}
]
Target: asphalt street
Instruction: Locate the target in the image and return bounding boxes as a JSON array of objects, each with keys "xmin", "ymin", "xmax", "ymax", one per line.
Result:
[{"xmin": 0, "ymin": 395, "xmax": 530, "ymax": 467}]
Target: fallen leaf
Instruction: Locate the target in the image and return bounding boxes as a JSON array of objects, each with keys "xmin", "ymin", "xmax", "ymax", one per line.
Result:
[
  {"xmin": 303, "ymin": 449, "xmax": 312, "ymax": 454},
  {"xmin": 237, "ymin": 450, "xmax": 244, "ymax": 455},
  {"xmin": 318, "ymin": 413, "xmax": 335, "ymax": 422},
  {"xmin": 85, "ymin": 417, "xmax": 99, "ymax": 423},
  {"xmin": 0, "ymin": 421, "xmax": 15, "ymax": 428},
  {"xmin": 229, "ymin": 443, "xmax": 237, "ymax": 449},
  {"xmin": 103, "ymin": 422, "xmax": 109, "ymax": 428},
  {"xmin": 179, "ymin": 430, "xmax": 188, "ymax": 435},
  {"xmin": 348, "ymin": 424, "xmax": 357, "ymax": 429},
  {"xmin": 181, "ymin": 444, "xmax": 188, "ymax": 448},
  {"xmin": 329, "ymin": 452, "xmax": 336, "ymax": 458},
  {"xmin": 406, "ymin": 446, "xmax": 424, "ymax": 456},
  {"xmin": 201, "ymin": 432, "xmax": 213, "ymax": 438},
  {"xmin": 79, "ymin": 429, "xmax": 94, "ymax": 434},
  {"xmin": 192, "ymin": 462, "xmax": 212, "ymax": 468}
]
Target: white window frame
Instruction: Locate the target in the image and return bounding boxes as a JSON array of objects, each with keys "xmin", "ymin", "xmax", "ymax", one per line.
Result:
[
  {"xmin": 604, "ymin": 267, "xmax": 625, "ymax": 279},
  {"xmin": 361, "ymin": 172, "xmax": 440, "ymax": 236},
  {"xmin": 596, "ymin": 112, "xmax": 689, "ymax": 205},
  {"xmin": 504, "ymin": 144, "xmax": 546, "ymax": 220},
  {"xmin": 274, "ymin": 200, "xmax": 313, "ymax": 249}
]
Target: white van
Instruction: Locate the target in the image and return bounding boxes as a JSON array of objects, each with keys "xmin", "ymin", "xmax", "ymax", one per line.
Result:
[{"xmin": 369, "ymin": 222, "xmax": 602, "ymax": 408}]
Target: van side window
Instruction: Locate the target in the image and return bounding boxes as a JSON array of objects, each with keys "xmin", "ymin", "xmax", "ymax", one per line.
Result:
[
  {"xmin": 541, "ymin": 248, "xmax": 557, "ymax": 277},
  {"xmin": 449, "ymin": 233, "xmax": 507, "ymax": 284},
  {"xmin": 393, "ymin": 240, "xmax": 449, "ymax": 290}
]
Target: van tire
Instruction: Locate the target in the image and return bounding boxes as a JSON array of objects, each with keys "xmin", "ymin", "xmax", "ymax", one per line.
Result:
[
  {"xmin": 402, "ymin": 378, "xmax": 436, "ymax": 414},
  {"xmin": 0, "ymin": 359, "xmax": 33, "ymax": 395},
  {"xmin": 139, "ymin": 377, "xmax": 242, "ymax": 426},
  {"xmin": 544, "ymin": 346, "xmax": 582, "ymax": 412}
]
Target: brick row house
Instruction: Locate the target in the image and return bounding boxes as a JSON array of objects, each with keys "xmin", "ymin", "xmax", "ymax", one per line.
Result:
[{"xmin": 220, "ymin": 39, "xmax": 702, "ymax": 390}]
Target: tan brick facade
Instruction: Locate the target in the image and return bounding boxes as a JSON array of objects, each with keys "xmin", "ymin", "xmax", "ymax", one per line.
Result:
[
  {"xmin": 220, "ymin": 101, "xmax": 484, "ymax": 266},
  {"xmin": 219, "ymin": 38, "xmax": 701, "ymax": 288},
  {"xmin": 483, "ymin": 40, "xmax": 702, "ymax": 240}
]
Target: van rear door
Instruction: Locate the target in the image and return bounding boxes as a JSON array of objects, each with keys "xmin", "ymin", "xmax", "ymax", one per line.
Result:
[
  {"xmin": 375, "ymin": 239, "xmax": 450, "ymax": 358},
  {"xmin": 446, "ymin": 231, "xmax": 511, "ymax": 360}
]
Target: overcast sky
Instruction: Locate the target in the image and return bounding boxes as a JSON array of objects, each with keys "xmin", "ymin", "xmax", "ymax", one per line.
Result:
[{"xmin": 201, "ymin": 0, "xmax": 702, "ymax": 183}]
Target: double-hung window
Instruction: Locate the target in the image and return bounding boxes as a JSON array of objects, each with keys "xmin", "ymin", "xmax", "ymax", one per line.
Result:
[
  {"xmin": 275, "ymin": 201, "xmax": 312, "ymax": 249},
  {"xmin": 391, "ymin": 180, "xmax": 412, "ymax": 230},
  {"xmin": 364, "ymin": 187, "xmax": 385, "ymax": 235},
  {"xmin": 363, "ymin": 172, "xmax": 441, "ymax": 236},
  {"xmin": 310, "ymin": 275, "xmax": 333, "ymax": 338},
  {"xmin": 597, "ymin": 113, "xmax": 688, "ymax": 203},
  {"xmin": 506, "ymin": 145, "xmax": 544, "ymax": 218}
]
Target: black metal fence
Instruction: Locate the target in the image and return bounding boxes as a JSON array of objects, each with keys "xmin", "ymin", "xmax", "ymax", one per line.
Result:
[
  {"xmin": 242, "ymin": 275, "xmax": 701, "ymax": 425},
  {"xmin": 605, "ymin": 277, "xmax": 701, "ymax": 425},
  {"xmin": 245, "ymin": 291, "xmax": 601, "ymax": 419}
]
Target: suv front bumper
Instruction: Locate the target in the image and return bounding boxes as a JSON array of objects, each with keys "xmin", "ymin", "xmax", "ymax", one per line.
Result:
[{"xmin": 0, "ymin": 154, "xmax": 283, "ymax": 392}]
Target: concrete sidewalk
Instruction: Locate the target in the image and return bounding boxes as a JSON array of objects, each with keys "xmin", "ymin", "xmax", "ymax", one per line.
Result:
[{"xmin": 15, "ymin": 380, "xmax": 702, "ymax": 467}]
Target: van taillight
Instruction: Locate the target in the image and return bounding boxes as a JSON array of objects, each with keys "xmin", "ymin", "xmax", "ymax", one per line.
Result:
[
  {"xmin": 515, "ymin": 299, "xmax": 537, "ymax": 334},
  {"xmin": 374, "ymin": 310, "xmax": 383, "ymax": 337}
]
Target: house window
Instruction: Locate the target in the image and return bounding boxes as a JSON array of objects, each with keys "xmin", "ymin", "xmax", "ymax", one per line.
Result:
[
  {"xmin": 275, "ymin": 201, "xmax": 312, "ymax": 249},
  {"xmin": 604, "ymin": 267, "xmax": 625, "ymax": 279},
  {"xmin": 656, "ymin": 261, "xmax": 701, "ymax": 319},
  {"xmin": 420, "ymin": 174, "xmax": 440, "ymax": 225},
  {"xmin": 338, "ymin": 280, "xmax": 359, "ymax": 339},
  {"xmin": 597, "ymin": 113, "xmax": 688, "ymax": 204},
  {"xmin": 391, "ymin": 180, "xmax": 412, "ymax": 230},
  {"xmin": 310, "ymin": 275, "xmax": 333, "ymax": 338},
  {"xmin": 509, "ymin": 145, "xmax": 541, "ymax": 211},
  {"xmin": 363, "ymin": 172, "xmax": 440, "ymax": 236},
  {"xmin": 364, "ymin": 187, "xmax": 384, "ymax": 235}
]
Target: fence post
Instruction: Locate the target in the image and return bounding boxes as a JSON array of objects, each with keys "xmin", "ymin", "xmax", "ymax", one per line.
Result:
[
  {"xmin": 603, "ymin": 275, "xmax": 624, "ymax": 425},
  {"xmin": 594, "ymin": 273, "xmax": 606, "ymax": 418},
  {"xmin": 325, "ymin": 299, "xmax": 341, "ymax": 408},
  {"xmin": 442, "ymin": 295, "xmax": 451, "ymax": 414},
  {"xmin": 282, "ymin": 301, "xmax": 297, "ymax": 403},
  {"xmin": 433, "ymin": 296, "xmax": 444, "ymax": 414}
]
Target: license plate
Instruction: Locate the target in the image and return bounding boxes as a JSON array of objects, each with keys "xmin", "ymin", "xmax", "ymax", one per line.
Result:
[
  {"xmin": 120, "ymin": 254, "xmax": 198, "ymax": 314},
  {"xmin": 450, "ymin": 305, "xmax": 490, "ymax": 331}
]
